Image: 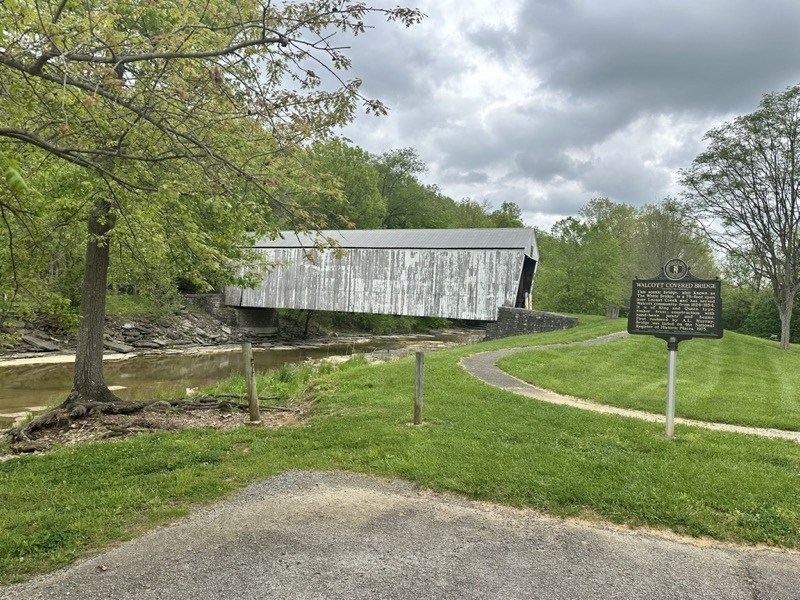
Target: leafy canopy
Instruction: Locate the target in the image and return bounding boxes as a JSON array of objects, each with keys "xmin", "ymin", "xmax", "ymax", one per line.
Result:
[
  {"xmin": 0, "ymin": 0, "xmax": 423, "ymax": 213},
  {"xmin": 0, "ymin": 1, "xmax": 424, "ymax": 302}
]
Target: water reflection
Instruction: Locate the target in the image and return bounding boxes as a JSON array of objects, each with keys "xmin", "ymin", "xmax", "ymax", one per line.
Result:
[{"xmin": 0, "ymin": 331, "xmax": 482, "ymax": 426}]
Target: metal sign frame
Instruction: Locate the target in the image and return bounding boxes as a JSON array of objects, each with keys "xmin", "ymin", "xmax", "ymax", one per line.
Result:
[{"xmin": 628, "ymin": 259, "xmax": 722, "ymax": 343}]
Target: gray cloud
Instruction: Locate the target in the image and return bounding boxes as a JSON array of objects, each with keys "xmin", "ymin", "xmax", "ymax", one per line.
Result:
[
  {"xmin": 512, "ymin": 0, "xmax": 800, "ymax": 114},
  {"xmin": 337, "ymin": 0, "xmax": 800, "ymax": 231},
  {"xmin": 440, "ymin": 168, "xmax": 491, "ymax": 185}
]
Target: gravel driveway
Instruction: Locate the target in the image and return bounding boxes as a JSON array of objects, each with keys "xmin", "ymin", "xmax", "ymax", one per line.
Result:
[{"xmin": 3, "ymin": 470, "xmax": 798, "ymax": 600}]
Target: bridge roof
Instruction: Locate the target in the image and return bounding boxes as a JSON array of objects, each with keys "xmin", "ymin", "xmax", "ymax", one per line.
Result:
[{"xmin": 253, "ymin": 228, "xmax": 538, "ymax": 260}]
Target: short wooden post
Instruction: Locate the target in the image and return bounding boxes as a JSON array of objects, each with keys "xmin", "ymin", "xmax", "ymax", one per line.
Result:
[
  {"xmin": 242, "ymin": 342, "xmax": 261, "ymax": 425},
  {"xmin": 414, "ymin": 351, "xmax": 424, "ymax": 425}
]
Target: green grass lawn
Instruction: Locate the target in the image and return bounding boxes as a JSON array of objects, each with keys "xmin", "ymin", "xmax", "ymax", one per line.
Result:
[
  {"xmin": 2, "ymin": 317, "xmax": 800, "ymax": 584},
  {"xmin": 498, "ymin": 326, "xmax": 800, "ymax": 431}
]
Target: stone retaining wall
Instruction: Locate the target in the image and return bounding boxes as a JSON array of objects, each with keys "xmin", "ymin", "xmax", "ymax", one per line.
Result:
[
  {"xmin": 484, "ymin": 307, "xmax": 578, "ymax": 340},
  {"xmin": 185, "ymin": 293, "xmax": 238, "ymax": 326}
]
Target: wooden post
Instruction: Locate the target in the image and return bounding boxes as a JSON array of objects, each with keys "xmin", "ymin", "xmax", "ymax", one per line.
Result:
[
  {"xmin": 414, "ymin": 351, "xmax": 424, "ymax": 425},
  {"xmin": 242, "ymin": 342, "xmax": 261, "ymax": 425}
]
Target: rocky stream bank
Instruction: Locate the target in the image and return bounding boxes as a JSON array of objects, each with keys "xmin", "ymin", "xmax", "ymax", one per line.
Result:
[
  {"xmin": 3, "ymin": 303, "xmax": 466, "ymax": 362},
  {"xmin": 2, "ymin": 309, "xmax": 284, "ymax": 360}
]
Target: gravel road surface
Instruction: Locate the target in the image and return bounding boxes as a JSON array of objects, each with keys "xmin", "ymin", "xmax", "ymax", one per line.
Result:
[{"xmin": 3, "ymin": 470, "xmax": 798, "ymax": 600}]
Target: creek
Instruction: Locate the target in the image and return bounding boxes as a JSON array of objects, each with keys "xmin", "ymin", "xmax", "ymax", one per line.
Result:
[{"xmin": 0, "ymin": 330, "xmax": 483, "ymax": 427}]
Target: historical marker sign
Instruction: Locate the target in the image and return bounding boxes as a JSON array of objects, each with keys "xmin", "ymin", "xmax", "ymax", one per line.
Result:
[
  {"xmin": 627, "ymin": 259, "xmax": 723, "ymax": 438},
  {"xmin": 627, "ymin": 259, "xmax": 722, "ymax": 342}
]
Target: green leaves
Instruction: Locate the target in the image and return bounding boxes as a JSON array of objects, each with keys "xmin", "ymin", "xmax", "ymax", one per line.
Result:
[
  {"xmin": 0, "ymin": 0, "xmax": 425, "ymax": 196},
  {"xmin": 1, "ymin": 157, "xmax": 29, "ymax": 195}
]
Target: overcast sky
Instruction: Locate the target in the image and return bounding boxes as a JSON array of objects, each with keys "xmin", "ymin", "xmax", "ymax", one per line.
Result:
[{"xmin": 335, "ymin": 0, "xmax": 800, "ymax": 231}]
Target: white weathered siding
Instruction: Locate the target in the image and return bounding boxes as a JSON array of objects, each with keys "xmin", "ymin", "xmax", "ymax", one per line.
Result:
[{"xmin": 225, "ymin": 247, "xmax": 525, "ymax": 321}]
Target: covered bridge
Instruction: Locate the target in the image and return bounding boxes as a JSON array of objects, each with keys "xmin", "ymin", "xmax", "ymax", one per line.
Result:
[{"xmin": 224, "ymin": 228, "xmax": 538, "ymax": 322}]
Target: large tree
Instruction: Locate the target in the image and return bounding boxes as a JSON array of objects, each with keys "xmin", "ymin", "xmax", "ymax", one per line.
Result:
[
  {"xmin": 680, "ymin": 84, "xmax": 800, "ymax": 350},
  {"xmin": 374, "ymin": 147, "xmax": 447, "ymax": 228},
  {"xmin": 0, "ymin": 0, "xmax": 423, "ymax": 414},
  {"xmin": 303, "ymin": 140, "xmax": 386, "ymax": 228},
  {"xmin": 489, "ymin": 201, "xmax": 524, "ymax": 228},
  {"xmin": 533, "ymin": 217, "xmax": 621, "ymax": 314},
  {"xmin": 577, "ymin": 197, "xmax": 637, "ymax": 306},
  {"xmin": 630, "ymin": 199, "xmax": 717, "ymax": 280}
]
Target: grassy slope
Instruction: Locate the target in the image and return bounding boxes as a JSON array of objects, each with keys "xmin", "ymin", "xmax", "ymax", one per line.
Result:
[
  {"xmin": 499, "ymin": 326, "xmax": 800, "ymax": 430},
  {"xmin": 2, "ymin": 317, "xmax": 800, "ymax": 584}
]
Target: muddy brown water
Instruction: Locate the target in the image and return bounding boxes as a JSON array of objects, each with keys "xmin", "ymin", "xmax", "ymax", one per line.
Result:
[{"xmin": 0, "ymin": 331, "xmax": 483, "ymax": 427}]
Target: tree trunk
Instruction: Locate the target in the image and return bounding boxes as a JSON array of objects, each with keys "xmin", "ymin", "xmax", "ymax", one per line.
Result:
[
  {"xmin": 63, "ymin": 198, "xmax": 120, "ymax": 407},
  {"xmin": 776, "ymin": 294, "xmax": 794, "ymax": 351}
]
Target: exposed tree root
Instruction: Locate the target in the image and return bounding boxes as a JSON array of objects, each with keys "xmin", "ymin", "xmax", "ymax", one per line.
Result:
[
  {"xmin": 189, "ymin": 395, "xmax": 300, "ymax": 413},
  {"xmin": 5, "ymin": 399, "xmax": 146, "ymax": 447},
  {"xmin": 1, "ymin": 395, "xmax": 300, "ymax": 454}
]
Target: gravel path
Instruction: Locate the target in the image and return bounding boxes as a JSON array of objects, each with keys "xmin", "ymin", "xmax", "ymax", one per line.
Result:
[
  {"xmin": 3, "ymin": 470, "xmax": 799, "ymax": 600},
  {"xmin": 460, "ymin": 332, "xmax": 800, "ymax": 443}
]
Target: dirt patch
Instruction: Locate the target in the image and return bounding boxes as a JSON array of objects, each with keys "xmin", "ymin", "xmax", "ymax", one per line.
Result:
[{"xmin": 0, "ymin": 399, "xmax": 310, "ymax": 459}]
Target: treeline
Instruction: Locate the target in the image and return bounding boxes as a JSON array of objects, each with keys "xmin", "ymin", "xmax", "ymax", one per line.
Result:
[
  {"xmin": 0, "ymin": 142, "xmax": 522, "ymax": 331},
  {"xmin": 532, "ymin": 198, "xmax": 794, "ymax": 342},
  {"xmin": 297, "ymin": 143, "xmax": 524, "ymax": 231},
  {"xmin": 533, "ymin": 197, "xmax": 716, "ymax": 314}
]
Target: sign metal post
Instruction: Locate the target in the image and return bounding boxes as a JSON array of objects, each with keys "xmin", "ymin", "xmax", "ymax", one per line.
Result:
[
  {"xmin": 627, "ymin": 259, "xmax": 723, "ymax": 438},
  {"xmin": 665, "ymin": 336, "xmax": 678, "ymax": 437}
]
